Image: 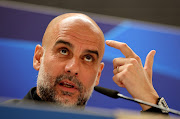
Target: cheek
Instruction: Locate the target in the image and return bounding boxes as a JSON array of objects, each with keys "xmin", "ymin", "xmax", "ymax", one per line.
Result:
[
  {"xmin": 80, "ymin": 67, "xmax": 98, "ymax": 88},
  {"xmin": 42, "ymin": 55, "xmax": 65, "ymax": 77}
]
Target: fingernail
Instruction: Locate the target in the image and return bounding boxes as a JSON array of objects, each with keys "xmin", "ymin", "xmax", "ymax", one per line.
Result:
[{"xmin": 106, "ymin": 40, "xmax": 112, "ymax": 44}]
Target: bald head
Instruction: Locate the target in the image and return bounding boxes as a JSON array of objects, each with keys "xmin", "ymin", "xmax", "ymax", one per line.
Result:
[{"xmin": 42, "ymin": 13, "xmax": 105, "ymax": 55}]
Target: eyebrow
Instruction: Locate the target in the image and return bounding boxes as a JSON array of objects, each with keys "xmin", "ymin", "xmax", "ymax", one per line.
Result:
[{"xmin": 54, "ymin": 40, "xmax": 73, "ymax": 48}]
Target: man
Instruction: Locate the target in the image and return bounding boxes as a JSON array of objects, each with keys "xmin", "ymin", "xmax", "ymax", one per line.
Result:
[{"xmin": 4, "ymin": 13, "xmax": 167, "ymax": 113}]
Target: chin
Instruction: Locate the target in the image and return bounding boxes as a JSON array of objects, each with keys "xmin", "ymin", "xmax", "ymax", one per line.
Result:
[
  {"xmin": 54, "ymin": 93, "xmax": 87, "ymax": 109},
  {"xmin": 55, "ymin": 95, "xmax": 78, "ymax": 106},
  {"xmin": 56, "ymin": 100, "xmax": 85, "ymax": 110}
]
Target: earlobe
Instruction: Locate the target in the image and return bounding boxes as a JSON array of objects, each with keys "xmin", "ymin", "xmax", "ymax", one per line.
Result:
[
  {"xmin": 95, "ymin": 62, "xmax": 104, "ymax": 86},
  {"xmin": 33, "ymin": 45, "xmax": 44, "ymax": 71}
]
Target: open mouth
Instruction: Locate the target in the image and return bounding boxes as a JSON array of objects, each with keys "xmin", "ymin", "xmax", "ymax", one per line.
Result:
[{"xmin": 59, "ymin": 81, "xmax": 75, "ymax": 89}]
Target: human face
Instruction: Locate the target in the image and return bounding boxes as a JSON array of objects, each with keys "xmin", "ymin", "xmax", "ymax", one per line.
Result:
[{"xmin": 35, "ymin": 17, "xmax": 104, "ymax": 108}]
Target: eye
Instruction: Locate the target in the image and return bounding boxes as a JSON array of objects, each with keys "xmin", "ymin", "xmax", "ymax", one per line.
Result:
[
  {"xmin": 60, "ymin": 48, "xmax": 69, "ymax": 55},
  {"xmin": 84, "ymin": 55, "xmax": 93, "ymax": 62}
]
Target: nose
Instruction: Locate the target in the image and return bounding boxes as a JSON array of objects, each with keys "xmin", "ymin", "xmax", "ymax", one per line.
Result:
[{"xmin": 65, "ymin": 57, "xmax": 79, "ymax": 76}]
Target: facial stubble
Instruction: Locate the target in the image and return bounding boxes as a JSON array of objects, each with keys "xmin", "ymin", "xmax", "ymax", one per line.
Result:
[{"xmin": 37, "ymin": 60, "xmax": 96, "ymax": 108}]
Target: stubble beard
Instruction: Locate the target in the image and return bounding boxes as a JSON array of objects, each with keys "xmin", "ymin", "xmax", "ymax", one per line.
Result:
[{"xmin": 37, "ymin": 62, "xmax": 96, "ymax": 109}]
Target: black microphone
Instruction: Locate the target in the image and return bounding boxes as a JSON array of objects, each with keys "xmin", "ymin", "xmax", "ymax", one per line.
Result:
[
  {"xmin": 94, "ymin": 86, "xmax": 119, "ymax": 99},
  {"xmin": 94, "ymin": 86, "xmax": 180, "ymax": 116}
]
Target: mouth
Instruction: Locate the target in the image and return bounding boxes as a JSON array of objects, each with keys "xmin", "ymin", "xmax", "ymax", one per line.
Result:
[
  {"xmin": 59, "ymin": 81, "xmax": 75, "ymax": 88},
  {"xmin": 58, "ymin": 80, "xmax": 78, "ymax": 92}
]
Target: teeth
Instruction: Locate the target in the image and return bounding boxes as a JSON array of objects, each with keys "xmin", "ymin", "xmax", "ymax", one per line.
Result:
[
  {"xmin": 64, "ymin": 84, "xmax": 72, "ymax": 88},
  {"xmin": 60, "ymin": 82, "xmax": 74, "ymax": 88},
  {"xmin": 64, "ymin": 82, "xmax": 70, "ymax": 85}
]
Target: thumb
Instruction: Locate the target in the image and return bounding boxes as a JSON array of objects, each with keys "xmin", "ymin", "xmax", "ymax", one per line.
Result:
[{"xmin": 144, "ymin": 50, "xmax": 156, "ymax": 83}]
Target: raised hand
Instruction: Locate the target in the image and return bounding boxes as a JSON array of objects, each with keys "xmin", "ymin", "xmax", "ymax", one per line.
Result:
[{"xmin": 106, "ymin": 40, "xmax": 159, "ymax": 111}]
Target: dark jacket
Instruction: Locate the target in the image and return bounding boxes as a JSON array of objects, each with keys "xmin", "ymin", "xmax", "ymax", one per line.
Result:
[{"xmin": 3, "ymin": 87, "xmax": 165, "ymax": 114}]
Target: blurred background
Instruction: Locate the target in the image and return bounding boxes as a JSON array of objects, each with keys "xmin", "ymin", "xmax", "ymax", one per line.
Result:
[
  {"xmin": 3, "ymin": 0, "xmax": 180, "ymax": 27},
  {"xmin": 0, "ymin": 0, "xmax": 180, "ymax": 114}
]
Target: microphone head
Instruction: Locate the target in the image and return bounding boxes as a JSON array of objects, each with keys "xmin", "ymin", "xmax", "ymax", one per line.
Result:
[{"xmin": 94, "ymin": 86, "xmax": 119, "ymax": 99}]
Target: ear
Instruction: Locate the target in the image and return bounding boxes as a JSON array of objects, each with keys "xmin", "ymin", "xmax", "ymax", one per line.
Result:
[
  {"xmin": 33, "ymin": 45, "xmax": 44, "ymax": 71},
  {"xmin": 95, "ymin": 62, "xmax": 104, "ymax": 86}
]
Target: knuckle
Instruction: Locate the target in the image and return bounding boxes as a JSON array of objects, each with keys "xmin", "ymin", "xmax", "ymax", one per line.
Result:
[
  {"xmin": 112, "ymin": 76, "xmax": 115, "ymax": 81},
  {"xmin": 144, "ymin": 66, "xmax": 148, "ymax": 70},
  {"xmin": 144, "ymin": 67, "xmax": 151, "ymax": 72},
  {"xmin": 135, "ymin": 55, "xmax": 141, "ymax": 62},
  {"xmin": 121, "ymin": 43, "xmax": 127, "ymax": 48},
  {"xmin": 126, "ymin": 64, "xmax": 133, "ymax": 71},
  {"xmin": 113, "ymin": 69, "xmax": 116, "ymax": 74},
  {"xmin": 113, "ymin": 58, "xmax": 121, "ymax": 65},
  {"xmin": 112, "ymin": 76, "xmax": 118, "ymax": 82},
  {"xmin": 113, "ymin": 58, "xmax": 118, "ymax": 64},
  {"xmin": 130, "ymin": 58, "xmax": 137, "ymax": 64}
]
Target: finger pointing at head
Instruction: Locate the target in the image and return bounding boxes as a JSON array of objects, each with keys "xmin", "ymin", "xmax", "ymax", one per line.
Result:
[{"xmin": 106, "ymin": 40, "xmax": 137, "ymax": 58}]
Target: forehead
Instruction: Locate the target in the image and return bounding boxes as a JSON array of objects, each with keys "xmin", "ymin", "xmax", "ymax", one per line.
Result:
[
  {"xmin": 58, "ymin": 16, "xmax": 102, "ymax": 43},
  {"xmin": 49, "ymin": 17, "xmax": 104, "ymax": 57}
]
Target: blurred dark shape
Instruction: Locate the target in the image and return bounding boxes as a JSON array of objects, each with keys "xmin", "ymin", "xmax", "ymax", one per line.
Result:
[{"xmin": 10, "ymin": 0, "xmax": 180, "ymax": 27}]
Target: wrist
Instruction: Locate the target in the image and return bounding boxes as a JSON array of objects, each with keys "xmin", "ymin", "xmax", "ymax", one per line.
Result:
[{"xmin": 140, "ymin": 93, "xmax": 159, "ymax": 111}]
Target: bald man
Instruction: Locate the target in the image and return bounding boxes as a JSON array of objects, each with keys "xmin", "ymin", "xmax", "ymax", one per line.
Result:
[{"xmin": 4, "ymin": 13, "xmax": 168, "ymax": 113}]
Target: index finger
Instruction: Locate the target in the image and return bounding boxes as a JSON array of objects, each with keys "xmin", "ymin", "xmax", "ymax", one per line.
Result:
[{"xmin": 106, "ymin": 40, "xmax": 136, "ymax": 58}]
